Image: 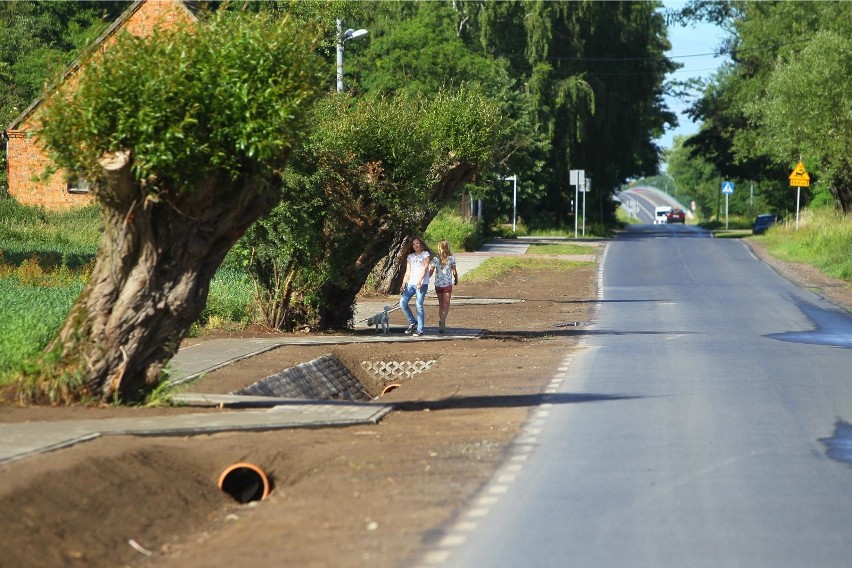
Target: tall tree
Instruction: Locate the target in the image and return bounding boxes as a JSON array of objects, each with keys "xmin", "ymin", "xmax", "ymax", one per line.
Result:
[
  {"xmin": 17, "ymin": 11, "xmax": 326, "ymax": 404},
  {"xmin": 747, "ymin": 30, "xmax": 852, "ymax": 212},
  {"xmin": 239, "ymin": 88, "xmax": 508, "ymax": 330},
  {"xmin": 680, "ymin": 0, "xmax": 852, "ymax": 212},
  {"xmin": 477, "ymin": 0, "xmax": 676, "ymax": 227}
]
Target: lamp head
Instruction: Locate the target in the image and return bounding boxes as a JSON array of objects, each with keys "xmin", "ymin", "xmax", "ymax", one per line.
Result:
[{"xmin": 344, "ymin": 28, "xmax": 369, "ymax": 41}]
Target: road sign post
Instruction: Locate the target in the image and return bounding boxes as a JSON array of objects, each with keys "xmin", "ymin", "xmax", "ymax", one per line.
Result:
[
  {"xmin": 570, "ymin": 169, "xmax": 584, "ymax": 239},
  {"xmin": 581, "ymin": 178, "xmax": 590, "ymax": 237},
  {"xmin": 788, "ymin": 161, "xmax": 810, "ymax": 230},
  {"xmin": 721, "ymin": 181, "xmax": 734, "ymax": 230}
]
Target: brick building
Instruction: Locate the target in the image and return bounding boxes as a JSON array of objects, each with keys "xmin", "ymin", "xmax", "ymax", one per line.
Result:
[{"xmin": 2, "ymin": 0, "xmax": 198, "ymax": 209}]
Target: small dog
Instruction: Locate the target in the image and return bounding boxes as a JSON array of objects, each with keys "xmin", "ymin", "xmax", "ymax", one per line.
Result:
[{"xmin": 367, "ymin": 305, "xmax": 393, "ymax": 334}]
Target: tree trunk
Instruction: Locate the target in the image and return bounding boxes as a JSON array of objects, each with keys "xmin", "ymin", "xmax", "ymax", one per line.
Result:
[
  {"xmin": 317, "ymin": 161, "xmax": 480, "ymax": 329},
  {"xmin": 28, "ymin": 151, "xmax": 279, "ymax": 404},
  {"xmin": 374, "ymin": 232, "xmax": 415, "ymax": 296},
  {"xmin": 832, "ymin": 165, "xmax": 852, "ymax": 214}
]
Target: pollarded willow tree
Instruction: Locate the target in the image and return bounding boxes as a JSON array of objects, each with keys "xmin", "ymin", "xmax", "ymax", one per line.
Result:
[
  {"xmin": 239, "ymin": 88, "xmax": 509, "ymax": 330},
  {"xmin": 18, "ymin": 12, "xmax": 326, "ymax": 404}
]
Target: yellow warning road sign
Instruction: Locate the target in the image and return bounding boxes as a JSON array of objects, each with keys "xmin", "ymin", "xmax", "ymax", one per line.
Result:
[{"xmin": 789, "ymin": 161, "xmax": 810, "ymax": 187}]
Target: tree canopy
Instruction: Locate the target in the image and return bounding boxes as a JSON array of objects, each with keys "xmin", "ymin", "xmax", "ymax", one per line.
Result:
[
  {"xmin": 240, "ymin": 88, "xmax": 508, "ymax": 330},
  {"xmin": 679, "ymin": 0, "xmax": 852, "ymax": 213},
  {"xmin": 344, "ymin": 1, "xmax": 676, "ymax": 228},
  {"xmin": 39, "ymin": 11, "xmax": 323, "ymax": 197}
]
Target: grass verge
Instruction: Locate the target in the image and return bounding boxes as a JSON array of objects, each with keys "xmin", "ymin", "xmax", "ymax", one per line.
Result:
[
  {"xmin": 463, "ymin": 256, "xmax": 593, "ymax": 283},
  {"xmin": 526, "ymin": 243, "xmax": 596, "ymax": 255},
  {"xmin": 756, "ymin": 209, "xmax": 851, "ymax": 281}
]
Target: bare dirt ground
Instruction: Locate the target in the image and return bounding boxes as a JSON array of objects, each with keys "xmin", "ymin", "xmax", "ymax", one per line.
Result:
[{"xmin": 0, "ymin": 236, "xmax": 847, "ymax": 568}]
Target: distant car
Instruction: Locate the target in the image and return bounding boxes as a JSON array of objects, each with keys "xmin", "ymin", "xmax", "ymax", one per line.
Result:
[
  {"xmin": 654, "ymin": 206, "xmax": 672, "ymax": 224},
  {"xmin": 753, "ymin": 214, "xmax": 777, "ymax": 235},
  {"xmin": 666, "ymin": 207, "xmax": 686, "ymax": 224}
]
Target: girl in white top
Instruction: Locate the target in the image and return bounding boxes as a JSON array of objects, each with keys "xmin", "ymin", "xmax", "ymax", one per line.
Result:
[
  {"xmin": 429, "ymin": 240, "xmax": 458, "ymax": 333},
  {"xmin": 399, "ymin": 236, "xmax": 432, "ymax": 336}
]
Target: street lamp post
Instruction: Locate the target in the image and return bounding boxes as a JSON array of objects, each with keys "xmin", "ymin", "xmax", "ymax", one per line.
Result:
[{"xmin": 336, "ymin": 19, "xmax": 368, "ymax": 92}]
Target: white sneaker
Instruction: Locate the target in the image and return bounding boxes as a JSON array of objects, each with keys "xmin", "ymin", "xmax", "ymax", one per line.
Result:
[
  {"xmin": 412, "ymin": 331, "xmax": 423, "ymax": 337},
  {"xmin": 405, "ymin": 324, "xmax": 417, "ymax": 334}
]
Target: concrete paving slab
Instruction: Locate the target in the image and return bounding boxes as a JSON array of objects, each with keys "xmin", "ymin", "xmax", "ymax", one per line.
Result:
[
  {"xmin": 171, "ymin": 392, "xmax": 314, "ymax": 407},
  {"xmin": 0, "ymin": 401, "xmax": 393, "ymax": 466},
  {"xmin": 168, "ymin": 338, "xmax": 286, "ymax": 384}
]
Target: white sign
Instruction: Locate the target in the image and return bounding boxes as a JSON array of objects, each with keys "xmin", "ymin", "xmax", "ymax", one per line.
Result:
[{"xmin": 570, "ymin": 169, "xmax": 585, "ymax": 188}]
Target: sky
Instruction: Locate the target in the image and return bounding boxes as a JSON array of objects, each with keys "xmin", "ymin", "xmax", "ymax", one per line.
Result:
[{"xmin": 654, "ymin": 1, "xmax": 730, "ymax": 152}]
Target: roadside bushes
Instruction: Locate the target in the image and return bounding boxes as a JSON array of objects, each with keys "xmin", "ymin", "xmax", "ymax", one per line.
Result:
[{"xmin": 424, "ymin": 206, "xmax": 485, "ymax": 252}]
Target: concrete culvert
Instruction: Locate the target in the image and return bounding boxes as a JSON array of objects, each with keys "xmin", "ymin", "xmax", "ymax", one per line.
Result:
[{"xmin": 218, "ymin": 462, "xmax": 270, "ymax": 503}]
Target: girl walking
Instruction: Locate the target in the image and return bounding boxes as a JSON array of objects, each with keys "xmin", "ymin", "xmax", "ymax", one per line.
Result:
[
  {"xmin": 400, "ymin": 236, "xmax": 432, "ymax": 337},
  {"xmin": 430, "ymin": 240, "xmax": 458, "ymax": 333}
]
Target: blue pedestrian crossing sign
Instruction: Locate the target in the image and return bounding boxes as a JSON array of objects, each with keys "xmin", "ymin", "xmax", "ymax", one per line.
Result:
[{"xmin": 721, "ymin": 181, "xmax": 735, "ymax": 194}]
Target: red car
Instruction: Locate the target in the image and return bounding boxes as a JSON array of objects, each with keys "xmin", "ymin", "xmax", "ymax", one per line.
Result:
[{"xmin": 666, "ymin": 208, "xmax": 686, "ymax": 224}]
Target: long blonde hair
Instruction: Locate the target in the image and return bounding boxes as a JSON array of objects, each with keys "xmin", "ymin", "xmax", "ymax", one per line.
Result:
[{"xmin": 437, "ymin": 240, "xmax": 452, "ymax": 264}]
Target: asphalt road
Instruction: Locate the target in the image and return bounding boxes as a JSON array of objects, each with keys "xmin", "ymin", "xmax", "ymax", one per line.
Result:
[{"xmin": 435, "ymin": 223, "xmax": 852, "ymax": 568}]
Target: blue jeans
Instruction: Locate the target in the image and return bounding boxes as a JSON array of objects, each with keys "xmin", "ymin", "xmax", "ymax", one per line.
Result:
[{"xmin": 400, "ymin": 283, "xmax": 428, "ymax": 332}]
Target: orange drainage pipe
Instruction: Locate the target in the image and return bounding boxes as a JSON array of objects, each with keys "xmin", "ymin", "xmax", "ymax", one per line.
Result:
[
  {"xmin": 381, "ymin": 383, "xmax": 401, "ymax": 396},
  {"xmin": 218, "ymin": 462, "xmax": 270, "ymax": 503}
]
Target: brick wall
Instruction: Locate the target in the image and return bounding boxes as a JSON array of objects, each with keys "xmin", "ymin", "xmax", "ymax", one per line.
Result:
[
  {"xmin": 5, "ymin": 131, "xmax": 92, "ymax": 209},
  {"xmin": 122, "ymin": 0, "xmax": 194, "ymax": 36},
  {"xmin": 5, "ymin": 0, "xmax": 195, "ymax": 210}
]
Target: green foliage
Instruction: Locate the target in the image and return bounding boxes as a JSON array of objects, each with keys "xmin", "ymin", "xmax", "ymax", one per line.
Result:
[
  {"xmin": 352, "ymin": 1, "xmax": 674, "ymax": 229},
  {"xmin": 683, "ymin": 1, "xmax": 852, "ymax": 213},
  {"xmin": 0, "ymin": 199, "xmax": 100, "ymax": 267},
  {"xmin": 197, "ymin": 267, "xmax": 256, "ymax": 327},
  {"xmin": 747, "ymin": 31, "xmax": 852, "ymax": 211},
  {"xmin": 239, "ymin": 87, "xmax": 506, "ymax": 329},
  {"xmin": 0, "ymin": 259, "xmax": 261, "ymax": 381},
  {"xmin": 424, "ymin": 207, "xmax": 484, "ymax": 253},
  {"xmin": 0, "ymin": 1, "xmax": 129, "ymax": 195},
  {"xmin": 664, "ymin": 135, "xmax": 722, "ymax": 220},
  {"xmin": 0, "ymin": 275, "xmax": 84, "ymax": 378},
  {"xmin": 0, "ymin": 1, "xmax": 128, "ymax": 124},
  {"xmin": 512, "ymin": 1, "xmax": 676, "ymax": 226},
  {"xmin": 760, "ymin": 209, "xmax": 852, "ymax": 281},
  {"xmin": 356, "ymin": 2, "xmax": 506, "ymax": 96},
  {"xmin": 38, "ymin": 11, "xmax": 326, "ymax": 197}
]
